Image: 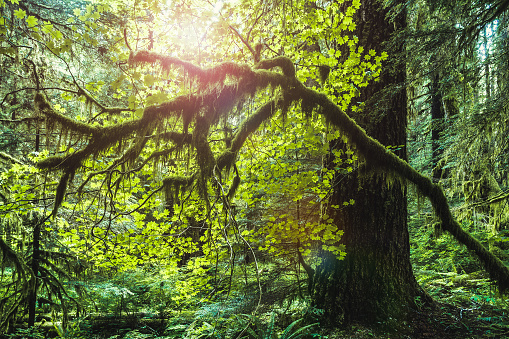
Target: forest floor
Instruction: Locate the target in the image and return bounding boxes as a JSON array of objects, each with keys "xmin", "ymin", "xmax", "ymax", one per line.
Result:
[
  {"xmin": 326, "ymin": 301, "xmax": 509, "ymax": 338},
  {"xmin": 326, "ymin": 273, "xmax": 509, "ymax": 339},
  {"xmin": 79, "ymin": 296, "xmax": 509, "ymax": 339},
  {"xmin": 4, "ymin": 295, "xmax": 509, "ymax": 339},
  {"xmin": 81, "ymin": 298, "xmax": 509, "ymax": 339},
  {"xmin": 5, "ymin": 272, "xmax": 509, "ymax": 338}
]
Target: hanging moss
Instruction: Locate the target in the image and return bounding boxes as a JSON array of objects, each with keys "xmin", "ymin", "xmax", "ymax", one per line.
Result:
[
  {"xmin": 229, "ymin": 100, "xmax": 278, "ymax": 154},
  {"xmin": 318, "ymin": 65, "xmax": 331, "ymax": 85},
  {"xmin": 32, "ymin": 57, "xmax": 291, "ymax": 181},
  {"xmin": 32, "ymin": 52, "xmax": 509, "ymax": 292},
  {"xmin": 290, "ymin": 81, "xmax": 509, "ymax": 292},
  {"xmin": 187, "ymin": 109, "xmax": 223, "ymax": 209},
  {"xmin": 182, "ymin": 108, "xmax": 193, "ymax": 135},
  {"xmin": 193, "ymin": 116, "xmax": 215, "ymax": 176},
  {"xmin": 216, "ymin": 151, "xmax": 236, "ymax": 174},
  {"xmin": 162, "ymin": 174, "xmax": 195, "ymax": 215},
  {"xmin": 34, "ymin": 92, "xmax": 98, "ymax": 136},
  {"xmin": 216, "ymin": 100, "xmax": 278, "ymax": 172},
  {"xmin": 162, "ymin": 175, "xmax": 194, "ymax": 188},
  {"xmin": 52, "ymin": 171, "xmax": 70, "ymax": 217},
  {"xmin": 300, "ymin": 98, "xmax": 315, "ymax": 118}
]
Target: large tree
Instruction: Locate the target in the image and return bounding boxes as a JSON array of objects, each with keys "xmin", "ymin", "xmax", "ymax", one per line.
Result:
[{"xmin": 309, "ymin": 0, "xmax": 427, "ymax": 325}]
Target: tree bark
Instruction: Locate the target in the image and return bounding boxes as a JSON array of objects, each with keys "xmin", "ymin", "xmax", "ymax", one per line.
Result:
[
  {"xmin": 310, "ymin": 0, "xmax": 428, "ymax": 325},
  {"xmin": 431, "ymin": 71, "xmax": 445, "ymax": 182},
  {"xmin": 28, "ymin": 220, "xmax": 41, "ymax": 327}
]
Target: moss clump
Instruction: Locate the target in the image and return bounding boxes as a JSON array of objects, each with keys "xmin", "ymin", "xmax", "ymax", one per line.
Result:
[
  {"xmin": 255, "ymin": 56, "xmax": 296, "ymax": 78},
  {"xmin": 163, "ymin": 175, "xmax": 195, "ymax": 214},
  {"xmin": 36, "ymin": 156, "xmax": 65, "ymax": 170},
  {"xmin": 52, "ymin": 171, "xmax": 70, "ymax": 217}
]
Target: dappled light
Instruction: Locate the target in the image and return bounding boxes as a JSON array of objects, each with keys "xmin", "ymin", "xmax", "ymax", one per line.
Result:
[{"xmin": 1, "ymin": 0, "xmax": 509, "ymax": 338}]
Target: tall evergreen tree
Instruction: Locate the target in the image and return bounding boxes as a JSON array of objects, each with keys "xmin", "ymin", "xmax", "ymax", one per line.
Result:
[{"xmin": 310, "ymin": 0, "xmax": 428, "ymax": 325}]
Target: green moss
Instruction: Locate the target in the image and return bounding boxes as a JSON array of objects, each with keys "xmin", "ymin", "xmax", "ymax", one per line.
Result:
[
  {"xmin": 288, "ymin": 78, "xmax": 509, "ymax": 293},
  {"xmin": 36, "ymin": 156, "xmax": 65, "ymax": 170},
  {"xmin": 32, "ymin": 52, "xmax": 509, "ymax": 293},
  {"xmin": 255, "ymin": 56, "xmax": 296, "ymax": 78},
  {"xmin": 129, "ymin": 50, "xmax": 252, "ymax": 86},
  {"xmin": 0, "ymin": 151, "xmax": 23, "ymax": 165},
  {"xmin": 34, "ymin": 92, "xmax": 98, "ymax": 136},
  {"xmin": 52, "ymin": 171, "xmax": 70, "ymax": 217},
  {"xmin": 163, "ymin": 175, "xmax": 195, "ymax": 207}
]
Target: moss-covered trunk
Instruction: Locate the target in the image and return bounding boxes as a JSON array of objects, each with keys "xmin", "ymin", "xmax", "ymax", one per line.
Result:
[
  {"xmin": 431, "ymin": 70, "xmax": 446, "ymax": 181},
  {"xmin": 310, "ymin": 0, "xmax": 427, "ymax": 325},
  {"xmin": 311, "ymin": 175, "xmax": 424, "ymax": 324},
  {"xmin": 28, "ymin": 221, "xmax": 41, "ymax": 327}
]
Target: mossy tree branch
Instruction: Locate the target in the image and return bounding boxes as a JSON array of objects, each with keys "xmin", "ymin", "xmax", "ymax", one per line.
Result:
[
  {"xmin": 0, "ymin": 152, "xmax": 24, "ymax": 165},
  {"xmin": 292, "ymin": 83, "xmax": 509, "ymax": 292},
  {"xmin": 36, "ymin": 53, "xmax": 509, "ymax": 291},
  {"xmin": 35, "ymin": 55, "xmax": 291, "ymax": 216}
]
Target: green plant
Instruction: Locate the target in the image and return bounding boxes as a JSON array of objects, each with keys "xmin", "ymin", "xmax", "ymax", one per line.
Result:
[
  {"xmin": 53, "ymin": 319, "xmax": 89, "ymax": 339},
  {"xmin": 6, "ymin": 327, "xmax": 45, "ymax": 339},
  {"xmin": 279, "ymin": 319, "xmax": 320, "ymax": 339},
  {"xmin": 185, "ymin": 320, "xmax": 217, "ymax": 339},
  {"xmin": 236, "ymin": 314, "xmax": 320, "ymax": 339}
]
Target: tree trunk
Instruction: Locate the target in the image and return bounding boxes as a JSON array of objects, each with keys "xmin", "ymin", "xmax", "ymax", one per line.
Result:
[
  {"xmin": 28, "ymin": 220, "xmax": 41, "ymax": 327},
  {"xmin": 310, "ymin": 0, "xmax": 428, "ymax": 325},
  {"xmin": 431, "ymin": 71, "xmax": 445, "ymax": 181}
]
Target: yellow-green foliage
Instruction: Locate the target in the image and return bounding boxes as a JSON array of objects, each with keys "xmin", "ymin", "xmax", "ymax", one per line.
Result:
[
  {"xmin": 3, "ymin": 1, "xmax": 509, "ymax": 324},
  {"xmin": 236, "ymin": 107, "xmax": 351, "ymax": 264}
]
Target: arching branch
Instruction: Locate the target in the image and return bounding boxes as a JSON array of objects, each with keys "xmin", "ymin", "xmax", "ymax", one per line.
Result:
[
  {"xmin": 293, "ymin": 83, "xmax": 509, "ymax": 292},
  {"xmin": 35, "ymin": 53, "xmax": 509, "ymax": 292}
]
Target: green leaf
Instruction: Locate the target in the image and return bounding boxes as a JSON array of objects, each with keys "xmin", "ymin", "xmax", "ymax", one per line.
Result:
[
  {"xmin": 41, "ymin": 22, "xmax": 53, "ymax": 34},
  {"xmin": 26, "ymin": 15, "xmax": 38, "ymax": 27},
  {"xmin": 53, "ymin": 29, "xmax": 63, "ymax": 40},
  {"xmin": 14, "ymin": 9, "xmax": 26, "ymax": 19},
  {"xmin": 144, "ymin": 74, "xmax": 155, "ymax": 86},
  {"xmin": 135, "ymin": 108, "xmax": 144, "ymax": 118}
]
